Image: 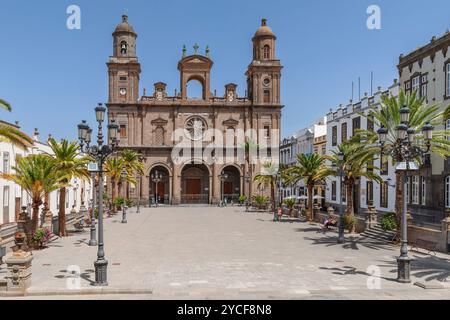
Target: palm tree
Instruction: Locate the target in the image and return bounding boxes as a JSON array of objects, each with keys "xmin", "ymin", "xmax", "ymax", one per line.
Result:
[
  {"xmin": 46, "ymin": 138, "xmax": 90, "ymax": 237},
  {"xmin": 104, "ymin": 157, "xmax": 125, "ymax": 213},
  {"xmin": 327, "ymin": 139, "xmax": 382, "ymax": 232},
  {"xmin": 0, "ymin": 98, "xmax": 33, "ymax": 149},
  {"xmin": 253, "ymin": 162, "xmax": 278, "ymax": 212},
  {"xmin": 283, "ymin": 153, "xmax": 333, "ymax": 221},
  {"xmin": 243, "ymin": 139, "xmax": 259, "ymax": 197},
  {"xmin": 120, "ymin": 149, "xmax": 144, "ymax": 200},
  {"xmin": 359, "ymin": 89, "xmax": 450, "ymax": 237},
  {"xmin": 1, "ymin": 155, "xmax": 63, "ymax": 236}
]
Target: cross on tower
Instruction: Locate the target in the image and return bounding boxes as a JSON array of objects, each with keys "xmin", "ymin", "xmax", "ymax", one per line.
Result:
[{"xmin": 193, "ymin": 43, "xmax": 200, "ymax": 54}]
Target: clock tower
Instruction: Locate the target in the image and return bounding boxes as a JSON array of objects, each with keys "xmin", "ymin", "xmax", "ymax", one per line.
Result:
[
  {"xmin": 107, "ymin": 14, "xmax": 141, "ymax": 104},
  {"xmin": 246, "ymin": 19, "xmax": 282, "ymax": 105}
]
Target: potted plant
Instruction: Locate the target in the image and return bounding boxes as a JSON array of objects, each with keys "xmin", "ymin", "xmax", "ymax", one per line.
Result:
[
  {"xmin": 380, "ymin": 212, "xmax": 397, "ymax": 231},
  {"xmin": 125, "ymin": 198, "xmax": 133, "ymax": 207},
  {"xmin": 343, "ymin": 214, "xmax": 357, "ymax": 233},
  {"xmin": 252, "ymin": 195, "xmax": 269, "ymax": 210},
  {"xmin": 114, "ymin": 197, "xmax": 125, "ymax": 211},
  {"xmin": 283, "ymin": 198, "xmax": 297, "ymax": 217},
  {"xmin": 238, "ymin": 195, "xmax": 247, "ymax": 206},
  {"xmin": 14, "ymin": 231, "xmax": 27, "ymax": 250},
  {"xmin": 31, "ymin": 228, "xmax": 53, "ymax": 250}
]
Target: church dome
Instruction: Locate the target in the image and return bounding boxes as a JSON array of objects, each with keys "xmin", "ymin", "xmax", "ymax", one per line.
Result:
[
  {"xmin": 114, "ymin": 15, "xmax": 136, "ymax": 35},
  {"xmin": 254, "ymin": 19, "xmax": 275, "ymax": 38}
]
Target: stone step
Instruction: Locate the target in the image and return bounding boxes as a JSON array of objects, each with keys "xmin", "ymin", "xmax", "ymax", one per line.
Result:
[{"xmin": 360, "ymin": 224, "xmax": 397, "ymax": 243}]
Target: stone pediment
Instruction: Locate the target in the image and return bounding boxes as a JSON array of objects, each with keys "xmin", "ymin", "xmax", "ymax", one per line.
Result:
[
  {"xmin": 178, "ymin": 55, "xmax": 213, "ymax": 71},
  {"xmin": 151, "ymin": 117, "xmax": 168, "ymax": 126},
  {"xmin": 223, "ymin": 118, "xmax": 239, "ymax": 127}
]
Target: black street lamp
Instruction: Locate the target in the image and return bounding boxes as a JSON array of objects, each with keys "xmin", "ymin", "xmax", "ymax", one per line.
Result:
[
  {"xmin": 332, "ymin": 151, "xmax": 346, "ymax": 244},
  {"xmin": 136, "ymin": 174, "xmax": 141, "ymax": 213},
  {"xmin": 88, "ymin": 171, "xmax": 97, "ymax": 247},
  {"xmin": 377, "ymin": 105, "xmax": 434, "ymax": 283},
  {"xmin": 269, "ymin": 171, "xmax": 282, "ymax": 222},
  {"xmin": 121, "ymin": 168, "xmax": 128, "ymax": 224},
  {"xmin": 244, "ymin": 173, "xmax": 251, "ymax": 212},
  {"xmin": 151, "ymin": 170, "xmax": 163, "ymax": 206},
  {"xmin": 77, "ymin": 103, "xmax": 119, "ymax": 287},
  {"xmin": 219, "ymin": 171, "xmax": 229, "ymax": 207}
]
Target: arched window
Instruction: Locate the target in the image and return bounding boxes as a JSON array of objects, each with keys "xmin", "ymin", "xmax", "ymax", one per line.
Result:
[
  {"xmin": 120, "ymin": 41, "xmax": 128, "ymax": 55},
  {"xmin": 263, "ymin": 89, "xmax": 271, "ymax": 103},
  {"xmin": 446, "ymin": 176, "xmax": 450, "ymax": 208},
  {"xmin": 263, "ymin": 45, "xmax": 270, "ymax": 59},
  {"xmin": 186, "ymin": 79, "xmax": 204, "ymax": 100},
  {"xmin": 155, "ymin": 127, "xmax": 165, "ymax": 145}
]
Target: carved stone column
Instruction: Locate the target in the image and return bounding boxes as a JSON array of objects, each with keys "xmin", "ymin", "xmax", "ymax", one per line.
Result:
[{"xmin": 4, "ymin": 251, "xmax": 33, "ymax": 294}]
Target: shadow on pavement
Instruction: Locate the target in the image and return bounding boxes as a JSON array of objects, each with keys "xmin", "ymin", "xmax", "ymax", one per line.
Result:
[
  {"xmin": 378, "ymin": 254, "xmax": 450, "ymax": 282},
  {"xmin": 303, "ymin": 235, "xmax": 395, "ymax": 251}
]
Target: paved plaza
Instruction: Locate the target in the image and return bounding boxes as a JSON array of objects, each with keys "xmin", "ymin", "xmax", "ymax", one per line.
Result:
[{"xmin": 2, "ymin": 206, "xmax": 450, "ymax": 300}]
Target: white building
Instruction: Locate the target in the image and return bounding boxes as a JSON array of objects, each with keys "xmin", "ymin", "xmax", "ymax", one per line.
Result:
[
  {"xmin": 325, "ymin": 81, "xmax": 400, "ymax": 214},
  {"xmin": 398, "ymin": 30, "xmax": 450, "ymax": 223},
  {"xmin": 280, "ymin": 117, "xmax": 327, "ymax": 203},
  {"xmin": 0, "ymin": 125, "xmax": 91, "ymax": 229}
]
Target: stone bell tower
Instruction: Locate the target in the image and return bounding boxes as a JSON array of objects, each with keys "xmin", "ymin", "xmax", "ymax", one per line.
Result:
[
  {"xmin": 107, "ymin": 14, "xmax": 141, "ymax": 104},
  {"xmin": 246, "ymin": 19, "xmax": 283, "ymax": 105}
]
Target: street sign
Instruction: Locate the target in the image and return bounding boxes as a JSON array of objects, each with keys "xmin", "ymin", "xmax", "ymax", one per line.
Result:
[
  {"xmin": 88, "ymin": 162, "xmax": 99, "ymax": 172},
  {"xmin": 395, "ymin": 161, "xmax": 419, "ymax": 171}
]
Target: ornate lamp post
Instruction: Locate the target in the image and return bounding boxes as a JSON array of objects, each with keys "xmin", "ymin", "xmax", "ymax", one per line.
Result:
[
  {"xmin": 219, "ymin": 171, "xmax": 229, "ymax": 207},
  {"xmin": 332, "ymin": 152, "xmax": 346, "ymax": 244},
  {"xmin": 273, "ymin": 172, "xmax": 282, "ymax": 221},
  {"xmin": 88, "ymin": 171, "xmax": 97, "ymax": 247},
  {"xmin": 376, "ymin": 105, "xmax": 434, "ymax": 283},
  {"xmin": 244, "ymin": 173, "xmax": 251, "ymax": 212},
  {"xmin": 121, "ymin": 168, "xmax": 128, "ymax": 224},
  {"xmin": 136, "ymin": 174, "xmax": 141, "ymax": 213},
  {"xmin": 151, "ymin": 170, "xmax": 163, "ymax": 206},
  {"xmin": 77, "ymin": 103, "xmax": 119, "ymax": 287}
]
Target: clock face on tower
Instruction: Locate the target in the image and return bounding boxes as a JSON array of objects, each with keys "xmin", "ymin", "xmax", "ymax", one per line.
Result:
[{"xmin": 120, "ymin": 88, "xmax": 127, "ymax": 96}]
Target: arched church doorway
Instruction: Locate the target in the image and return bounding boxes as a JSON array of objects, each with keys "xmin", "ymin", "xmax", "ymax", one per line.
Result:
[
  {"xmin": 221, "ymin": 166, "xmax": 241, "ymax": 203},
  {"xmin": 149, "ymin": 166, "xmax": 170, "ymax": 205},
  {"xmin": 181, "ymin": 164, "xmax": 210, "ymax": 204}
]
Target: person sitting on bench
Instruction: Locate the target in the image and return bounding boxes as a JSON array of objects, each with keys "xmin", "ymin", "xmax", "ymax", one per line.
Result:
[{"xmin": 324, "ymin": 216, "xmax": 337, "ymax": 229}]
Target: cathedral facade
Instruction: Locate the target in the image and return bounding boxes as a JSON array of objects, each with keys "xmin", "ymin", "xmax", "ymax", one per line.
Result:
[{"xmin": 106, "ymin": 15, "xmax": 283, "ymax": 205}]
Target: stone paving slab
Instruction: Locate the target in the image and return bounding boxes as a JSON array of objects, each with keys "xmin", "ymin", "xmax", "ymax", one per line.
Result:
[{"xmin": 1, "ymin": 206, "xmax": 449, "ymax": 299}]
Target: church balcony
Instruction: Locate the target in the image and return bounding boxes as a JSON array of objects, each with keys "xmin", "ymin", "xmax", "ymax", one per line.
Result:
[{"xmin": 139, "ymin": 96, "xmax": 252, "ymax": 106}]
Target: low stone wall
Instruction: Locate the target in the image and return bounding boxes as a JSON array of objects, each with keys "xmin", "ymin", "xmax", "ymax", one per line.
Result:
[
  {"xmin": 0, "ymin": 210, "xmax": 87, "ymax": 259},
  {"xmin": 408, "ymin": 218, "xmax": 450, "ymax": 253},
  {"xmin": 313, "ymin": 210, "xmax": 366, "ymax": 233}
]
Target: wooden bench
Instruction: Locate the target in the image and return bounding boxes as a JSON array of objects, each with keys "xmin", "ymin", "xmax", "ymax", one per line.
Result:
[{"xmin": 410, "ymin": 239, "xmax": 437, "ymax": 256}]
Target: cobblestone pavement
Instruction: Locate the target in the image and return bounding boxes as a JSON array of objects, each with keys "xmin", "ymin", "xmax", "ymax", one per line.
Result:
[{"xmin": 3, "ymin": 206, "xmax": 450, "ymax": 299}]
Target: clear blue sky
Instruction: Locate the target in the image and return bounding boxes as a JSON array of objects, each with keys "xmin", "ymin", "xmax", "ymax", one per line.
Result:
[{"xmin": 0, "ymin": 0, "xmax": 449, "ymax": 141}]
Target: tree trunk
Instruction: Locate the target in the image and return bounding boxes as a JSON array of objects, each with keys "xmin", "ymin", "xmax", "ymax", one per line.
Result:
[
  {"xmin": 58, "ymin": 187, "xmax": 67, "ymax": 237},
  {"xmin": 111, "ymin": 179, "xmax": 116, "ymax": 213},
  {"xmin": 271, "ymin": 182, "xmax": 276, "ymax": 212},
  {"xmin": 346, "ymin": 182, "xmax": 356, "ymax": 233},
  {"xmin": 307, "ymin": 184, "xmax": 314, "ymax": 221},
  {"xmin": 394, "ymin": 170, "xmax": 403, "ymax": 242},
  {"xmin": 31, "ymin": 200, "xmax": 41, "ymax": 237}
]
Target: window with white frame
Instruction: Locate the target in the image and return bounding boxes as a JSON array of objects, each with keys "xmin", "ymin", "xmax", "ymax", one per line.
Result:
[
  {"xmin": 411, "ymin": 76, "xmax": 420, "ymax": 93},
  {"xmin": 446, "ymin": 63, "xmax": 450, "ymax": 97},
  {"xmin": 3, "ymin": 152, "xmax": 10, "ymax": 174},
  {"xmin": 411, "ymin": 176, "xmax": 419, "ymax": 204},
  {"xmin": 420, "ymin": 74, "xmax": 427, "ymax": 99},
  {"xmin": 446, "ymin": 118, "xmax": 450, "ymax": 141},
  {"xmin": 446, "ymin": 176, "xmax": 450, "ymax": 208},
  {"xmin": 421, "ymin": 176, "xmax": 426, "ymax": 206}
]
